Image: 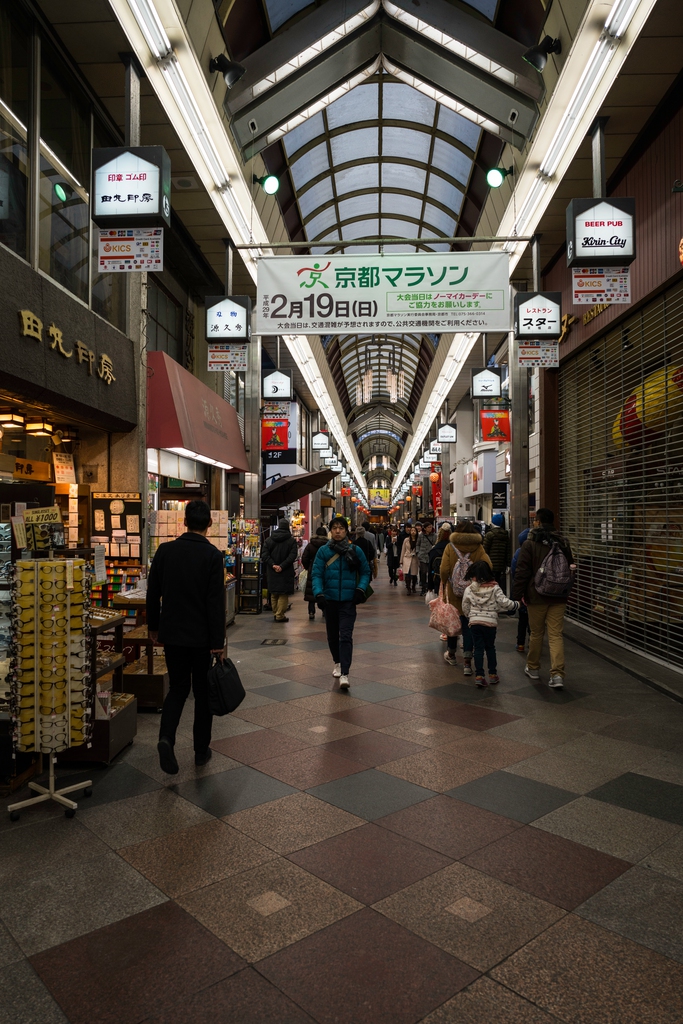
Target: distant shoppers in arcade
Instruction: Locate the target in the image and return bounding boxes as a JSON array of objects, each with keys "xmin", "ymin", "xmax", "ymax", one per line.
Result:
[
  {"xmin": 440, "ymin": 521, "xmax": 492, "ymax": 671},
  {"xmin": 312, "ymin": 515, "xmax": 370, "ymax": 691},
  {"xmin": 513, "ymin": 508, "xmax": 575, "ymax": 689},
  {"xmin": 416, "ymin": 520, "xmax": 436, "ymax": 594},
  {"xmin": 427, "ymin": 525, "xmax": 452, "ymax": 595},
  {"xmin": 147, "ymin": 500, "xmax": 226, "ymax": 775},
  {"xmin": 262, "ymin": 519, "xmax": 298, "ymax": 623},
  {"xmin": 484, "ymin": 513, "xmax": 510, "ymax": 592},
  {"xmin": 354, "ymin": 524, "xmax": 378, "ymax": 578},
  {"xmin": 361, "ymin": 520, "xmax": 378, "ymax": 557},
  {"xmin": 400, "ymin": 525, "xmax": 420, "ymax": 593},
  {"xmin": 385, "ymin": 526, "xmax": 400, "ymax": 585},
  {"xmin": 301, "ymin": 526, "xmax": 329, "ymax": 620}
]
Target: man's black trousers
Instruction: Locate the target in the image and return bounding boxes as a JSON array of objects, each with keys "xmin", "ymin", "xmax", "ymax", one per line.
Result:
[
  {"xmin": 324, "ymin": 600, "xmax": 357, "ymax": 675},
  {"xmin": 159, "ymin": 645, "xmax": 212, "ymax": 753}
]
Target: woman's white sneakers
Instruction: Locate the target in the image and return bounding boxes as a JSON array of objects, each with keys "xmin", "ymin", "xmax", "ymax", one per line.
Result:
[
  {"xmin": 339, "ymin": 675, "xmax": 350, "ymax": 690},
  {"xmin": 332, "ymin": 663, "xmax": 341, "ymax": 677}
]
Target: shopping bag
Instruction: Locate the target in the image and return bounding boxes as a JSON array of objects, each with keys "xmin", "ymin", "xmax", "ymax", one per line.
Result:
[
  {"xmin": 298, "ymin": 569, "xmax": 308, "ymax": 592},
  {"xmin": 398, "ymin": 568, "xmax": 404, "ymax": 581},
  {"xmin": 424, "ymin": 590, "xmax": 438, "ymax": 606},
  {"xmin": 207, "ymin": 656, "xmax": 245, "ymax": 715},
  {"xmin": 428, "ymin": 585, "xmax": 462, "ymax": 636}
]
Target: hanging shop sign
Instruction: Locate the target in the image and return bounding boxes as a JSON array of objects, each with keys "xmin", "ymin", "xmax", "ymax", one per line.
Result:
[
  {"xmin": 205, "ymin": 295, "xmax": 251, "ymax": 341},
  {"xmin": 256, "ymin": 252, "xmax": 510, "ymax": 334},
  {"xmin": 13, "ymin": 457, "xmax": 52, "ymax": 482},
  {"xmin": 341, "ymin": 471, "xmax": 351, "ymax": 482},
  {"xmin": 207, "ymin": 343, "xmax": 249, "ymax": 372},
  {"xmin": 471, "ymin": 367, "xmax": 502, "ymax": 398},
  {"xmin": 480, "ymin": 408, "xmax": 511, "ymax": 443},
  {"xmin": 262, "ymin": 401, "xmax": 290, "ymax": 417},
  {"xmin": 430, "ymin": 441, "xmax": 442, "ymax": 454},
  {"xmin": 566, "ymin": 198, "xmax": 635, "ymax": 267},
  {"xmin": 492, "ymin": 481, "xmax": 508, "ymax": 510},
  {"xmin": 341, "ymin": 487, "xmax": 352, "ymax": 497},
  {"xmin": 91, "ymin": 147, "xmax": 171, "ymax": 228},
  {"xmin": 261, "ymin": 419, "xmax": 288, "ymax": 451},
  {"xmin": 572, "ymin": 267, "xmax": 631, "ymax": 305},
  {"xmin": 263, "ymin": 448, "xmax": 296, "ymax": 464},
  {"xmin": 91, "ymin": 492, "xmax": 142, "ymax": 559},
  {"xmin": 369, "ymin": 488, "xmax": 391, "ymax": 504},
  {"xmin": 262, "ymin": 369, "xmax": 293, "ymax": 399},
  {"xmin": 52, "ymin": 452, "xmax": 76, "ymax": 484},
  {"xmin": 517, "ymin": 342, "xmax": 559, "ymax": 367},
  {"xmin": 97, "ymin": 228, "xmax": 163, "ymax": 273},
  {"xmin": 312, "ymin": 430, "xmax": 330, "ymax": 451},
  {"xmin": 514, "ymin": 292, "xmax": 562, "ymax": 338},
  {"xmin": 23, "ymin": 505, "xmax": 63, "ymax": 550},
  {"xmin": 438, "ymin": 424, "xmax": 457, "ymax": 443}
]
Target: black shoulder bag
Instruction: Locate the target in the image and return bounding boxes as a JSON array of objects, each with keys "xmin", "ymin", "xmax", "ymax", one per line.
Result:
[{"xmin": 207, "ymin": 656, "xmax": 245, "ymax": 715}]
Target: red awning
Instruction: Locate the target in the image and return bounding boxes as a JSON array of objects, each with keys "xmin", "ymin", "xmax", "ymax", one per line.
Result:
[{"xmin": 147, "ymin": 351, "xmax": 249, "ymax": 472}]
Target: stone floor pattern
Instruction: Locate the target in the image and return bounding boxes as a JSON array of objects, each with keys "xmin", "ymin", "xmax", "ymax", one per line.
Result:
[{"xmin": 3, "ymin": 573, "xmax": 683, "ymax": 1023}]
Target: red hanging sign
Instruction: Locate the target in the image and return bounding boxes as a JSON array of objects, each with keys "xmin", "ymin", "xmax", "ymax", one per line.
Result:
[
  {"xmin": 261, "ymin": 418, "xmax": 289, "ymax": 451},
  {"xmin": 480, "ymin": 408, "xmax": 511, "ymax": 443}
]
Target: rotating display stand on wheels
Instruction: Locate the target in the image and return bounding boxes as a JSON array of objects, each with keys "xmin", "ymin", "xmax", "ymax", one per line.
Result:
[{"xmin": 6, "ymin": 559, "xmax": 94, "ymax": 820}]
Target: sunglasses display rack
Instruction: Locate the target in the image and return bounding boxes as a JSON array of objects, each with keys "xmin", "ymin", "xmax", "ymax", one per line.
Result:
[{"xmin": 6, "ymin": 559, "xmax": 94, "ymax": 820}]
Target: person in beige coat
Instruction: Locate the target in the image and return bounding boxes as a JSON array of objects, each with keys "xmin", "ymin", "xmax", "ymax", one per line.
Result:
[
  {"xmin": 400, "ymin": 526, "xmax": 420, "ymax": 593},
  {"xmin": 440, "ymin": 521, "xmax": 492, "ymax": 673}
]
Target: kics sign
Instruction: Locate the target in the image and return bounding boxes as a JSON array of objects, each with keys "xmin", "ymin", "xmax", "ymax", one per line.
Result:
[{"xmin": 566, "ymin": 198, "xmax": 636, "ymax": 267}]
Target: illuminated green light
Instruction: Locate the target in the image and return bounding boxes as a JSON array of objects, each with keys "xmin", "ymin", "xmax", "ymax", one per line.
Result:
[
  {"xmin": 486, "ymin": 166, "xmax": 513, "ymax": 189},
  {"xmin": 254, "ymin": 174, "xmax": 280, "ymax": 195},
  {"xmin": 54, "ymin": 183, "xmax": 68, "ymax": 202}
]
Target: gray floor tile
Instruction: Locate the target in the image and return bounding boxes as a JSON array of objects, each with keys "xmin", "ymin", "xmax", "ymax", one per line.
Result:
[
  {"xmin": 577, "ymin": 865, "xmax": 683, "ymax": 963},
  {"xmin": 424, "ymin": 683, "xmax": 493, "ymax": 704},
  {"xmin": 174, "ymin": 766, "xmax": 298, "ymax": 816},
  {"xmin": 532, "ymin": 796, "xmax": 680, "ymax": 862},
  {"xmin": 0, "ymin": 923, "xmax": 22, "ymax": 970},
  {"xmin": 308, "ymin": 769, "xmax": 436, "ymax": 820},
  {"xmin": 251, "ymin": 681, "xmax": 323, "ymax": 701},
  {"xmin": 588, "ymin": 773, "xmax": 683, "ymax": 826},
  {"xmin": 0, "ymin": 960, "xmax": 68, "ymax": 1024},
  {"xmin": 1, "ymin": 848, "xmax": 167, "ymax": 955},
  {"xmin": 642, "ymin": 829, "xmax": 683, "ymax": 883},
  {"xmin": 508, "ymin": 684, "xmax": 590, "ymax": 704},
  {"xmin": 354, "ymin": 641, "xmax": 397, "ymax": 652},
  {"xmin": 351, "ymin": 681, "xmax": 417, "ymax": 703},
  {"xmin": 597, "ymin": 718, "xmax": 683, "ymax": 751},
  {"xmin": 487, "ymin": 718, "xmax": 586, "ymax": 749},
  {"xmin": 0, "ymin": 817, "xmax": 109, "ymax": 888},
  {"xmin": 447, "ymin": 771, "xmax": 577, "ymax": 824},
  {"xmin": 78, "ymin": 788, "xmax": 214, "ymax": 849},
  {"xmin": 58, "ymin": 762, "xmax": 163, "ymax": 809}
]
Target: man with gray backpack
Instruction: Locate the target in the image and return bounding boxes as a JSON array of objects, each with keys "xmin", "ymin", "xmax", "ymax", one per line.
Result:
[{"xmin": 512, "ymin": 508, "xmax": 575, "ymax": 689}]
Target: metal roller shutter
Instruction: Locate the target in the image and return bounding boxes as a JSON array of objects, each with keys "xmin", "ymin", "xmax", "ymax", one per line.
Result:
[{"xmin": 559, "ymin": 279, "xmax": 683, "ymax": 669}]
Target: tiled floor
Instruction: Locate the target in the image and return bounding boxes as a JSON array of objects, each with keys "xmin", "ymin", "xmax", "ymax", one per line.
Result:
[{"xmin": 4, "ymin": 572, "xmax": 683, "ymax": 1022}]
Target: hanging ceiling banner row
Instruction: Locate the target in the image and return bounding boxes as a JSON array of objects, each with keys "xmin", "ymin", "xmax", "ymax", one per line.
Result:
[{"xmin": 256, "ymin": 252, "xmax": 510, "ymax": 334}]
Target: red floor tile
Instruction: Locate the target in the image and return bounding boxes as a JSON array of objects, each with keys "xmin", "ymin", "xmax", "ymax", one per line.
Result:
[
  {"xmin": 329, "ymin": 705, "xmax": 419, "ymax": 730},
  {"xmin": 258, "ymin": 908, "xmax": 479, "ymax": 1024},
  {"xmin": 145, "ymin": 967, "xmax": 317, "ymax": 1023},
  {"xmin": 211, "ymin": 730, "xmax": 311, "ymax": 764},
  {"xmin": 321, "ymin": 731, "xmax": 426, "ymax": 767},
  {"xmin": 377, "ymin": 794, "xmax": 521, "ymax": 859},
  {"xmin": 250, "ymin": 745, "xmax": 366, "ymax": 789}
]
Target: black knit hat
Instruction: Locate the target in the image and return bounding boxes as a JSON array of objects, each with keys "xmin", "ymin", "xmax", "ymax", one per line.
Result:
[{"xmin": 328, "ymin": 515, "xmax": 349, "ymax": 532}]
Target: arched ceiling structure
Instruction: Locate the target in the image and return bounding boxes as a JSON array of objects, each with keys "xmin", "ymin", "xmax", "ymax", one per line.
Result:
[{"xmin": 223, "ymin": 0, "xmax": 548, "ymax": 485}]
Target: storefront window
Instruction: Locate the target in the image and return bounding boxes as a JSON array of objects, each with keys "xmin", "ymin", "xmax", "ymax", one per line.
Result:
[
  {"xmin": 38, "ymin": 44, "xmax": 90, "ymax": 301},
  {"xmin": 0, "ymin": 5, "xmax": 30, "ymax": 259},
  {"xmin": 146, "ymin": 278, "xmax": 182, "ymax": 362}
]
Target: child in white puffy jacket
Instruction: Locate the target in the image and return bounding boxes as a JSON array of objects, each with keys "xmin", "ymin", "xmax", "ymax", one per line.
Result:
[{"xmin": 461, "ymin": 561, "xmax": 519, "ymax": 688}]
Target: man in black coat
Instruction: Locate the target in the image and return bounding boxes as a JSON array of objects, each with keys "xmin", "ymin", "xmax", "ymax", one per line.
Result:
[
  {"xmin": 262, "ymin": 519, "xmax": 298, "ymax": 622},
  {"xmin": 147, "ymin": 500, "xmax": 226, "ymax": 775}
]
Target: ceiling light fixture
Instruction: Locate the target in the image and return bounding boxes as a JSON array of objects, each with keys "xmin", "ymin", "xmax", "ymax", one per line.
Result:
[
  {"xmin": 486, "ymin": 165, "xmax": 513, "ymax": 188},
  {"xmin": 25, "ymin": 418, "xmax": 53, "ymax": 436},
  {"xmin": 522, "ymin": 36, "xmax": 561, "ymax": 73},
  {"xmin": 253, "ymin": 173, "xmax": 280, "ymax": 195},
  {"xmin": 209, "ymin": 54, "xmax": 246, "ymax": 89},
  {"xmin": 0, "ymin": 410, "xmax": 25, "ymax": 429}
]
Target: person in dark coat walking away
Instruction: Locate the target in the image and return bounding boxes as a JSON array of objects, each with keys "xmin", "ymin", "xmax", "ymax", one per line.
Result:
[
  {"xmin": 484, "ymin": 513, "xmax": 511, "ymax": 592},
  {"xmin": 511, "ymin": 527, "xmax": 530, "ymax": 651},
  {"xmin": 416, "ymin": 520, "xmax": 436, "ymax": 594},
  {"xmin": 302, "ymin": 526, "xmax": 328, "ymax": 619},
  {"xmin": 147, "ymin": 500, "xmax": 226, "ymax": 775},
  {"xmin": 262, "ymin": 519, "xmax": 298, "ymax": 622},
  {"xmin": 354, "ymin": 524, "xmax": 377, "ymax": 578},
  {"xmin": 427, "ymin": 526, "xmax": 452, "ymax": 594},
  {"xmin": 312, "ymin": 515, "xmax": 370, "ymax": 690},
  {"xmin": 385, "ymin": 526, "xmax": 400, "ymax": 585},
  {"xmin": 513, "ymin": 508, "xmax": 574, "ymax": 688}
]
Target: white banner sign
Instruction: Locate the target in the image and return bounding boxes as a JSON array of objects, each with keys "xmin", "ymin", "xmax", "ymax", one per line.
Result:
[
  {"xmin": 518, "ymin": 342, "xmax": 559, "ymax": 367},
  {"xmin": 438, "ymin": 424, "xmax": 457, "ymax": 443},
  {"xmin": 52, "ymin": 452, "xmax": 76, "ymax": 484},
  {"xmin": 257, "ymin": 252, "xmax": 510, "ymax": 334},
  {"xmin": 98, "ymin": 228, "xmax": 163, "ymax": 272},
  {"xmin": 572, "ymin": 267, "xmax": 631, "ymax": 305},
  {"xmin": 207, "ymin": 343, "xmax": 249, "ymax": 372},
  {"xmin": 94, "ymin": 152, "xmax": 160, "ymax": 218}
]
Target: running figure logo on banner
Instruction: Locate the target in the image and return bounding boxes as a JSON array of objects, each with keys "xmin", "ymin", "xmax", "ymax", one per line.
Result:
[{"xmin": 257, "ymin": 253, "xmax": 510, "ymax": 334}]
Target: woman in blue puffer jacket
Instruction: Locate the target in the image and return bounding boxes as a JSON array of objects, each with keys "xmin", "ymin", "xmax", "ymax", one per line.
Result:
[{"xmin": 312, "ymin": 515, "xmax": 370, "ymax": 691}]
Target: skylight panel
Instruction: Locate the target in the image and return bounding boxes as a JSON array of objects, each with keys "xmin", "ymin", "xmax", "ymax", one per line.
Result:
[
  {"xmin": 381, "ymin": 163, "xmax": 426, "ymax": 193},
  {"xmin": 381, "ymin": 217, "xmax": 420, "ymax": 238},
  {"xmin": 336, "ymin": 163, "xmax": 380, "ymax": 194},
  {"xmin": 306, "ymin": 204, "xmax": 339, "ymax": 240},
  {"xmin": 381, "ymin": 194, "xmax": 423, "ymax": 220},
  {"xmin": 426, "ymin": 174, "xmax": 464, "ymax": 215},
  {"xmin": 422, "ymin": 203, "xmax": 456, "ymax": 236},
  {"xmin": 341, "ymin": 218, "xmax": 379, "ymax": 240},
  {"xmin": 283, "ymin": 112, "xmax": 325, "ymax": 159},
  {"xmin": 290, "ymin": 141, "xmax": 329, "ymax": 189},
  {"xmin": 382, "ymin": 126, "xmax": 431, "ymax": 163},
  {"xmin": 430, "ymin": 139, "xmax": 472, "ymax": 188},
  {"xmin": 331, "ymin": 127, "xmax": 379, "ymax": 163},
  {"xmin": 265, "ymin": 0, "xmax": 315, "ymax": 33},
  {"xmin": 437, "ymin": 106, "xmax": 482, "ymax": 152},
  {"xmin": 298, "ymin": 176, "xmax": 334, "ymax": 219},
  {"xmin": 462, "ymin": 0, "xmax": 497, "ymax": 19},
  {"xmin": 327, "ymin": 84, "xmax": 378, "ymax": 129},
  {"xmin": 339, "ymin": 194, "xmax": 380, "ymax": 221},
  {"xmin": 382, "ymin": 83, "xmax": 436, "ymax": 125}
]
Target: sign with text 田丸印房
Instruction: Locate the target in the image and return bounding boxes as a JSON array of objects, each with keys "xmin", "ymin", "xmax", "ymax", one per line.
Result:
[
  {"xmin": 256, "ymin": 253, "xmax": 510, "ymax": 334},
  {"xmin": 92, "ymin": 147, "xmax": 171, "ymax": 228},
  {"xmin": 566, "ymin": 198, "xmax": 635, "ymax": 267}
]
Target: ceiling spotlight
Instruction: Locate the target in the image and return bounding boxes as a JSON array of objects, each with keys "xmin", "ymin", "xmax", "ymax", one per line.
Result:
[
  {"xmin": 522, "ymin": 36, "xmax": 561, "ymax": 73},
  {"xmin": 53, "ymin": 182, "xmax": 74, "ymax": 203},
  {"xmin": 209, "ymin": 54, "xmax": 246, "ymax": 89},
  {"xmin": 253, "ymin": 174, "xmax": 280, "ymax": 196},
  {"xmin": 486, "ymin": 165, "xmax": 514, "ymax": 189}
]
